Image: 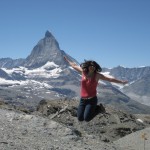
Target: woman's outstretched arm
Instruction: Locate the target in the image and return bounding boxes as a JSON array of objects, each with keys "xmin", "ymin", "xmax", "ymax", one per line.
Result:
[
  {"xmin": 98, "ymin": 73, "xmax": 128, "ymax": 85},
  {"xmin": 64, "ymin": 56, "xmax": 82, "ymax": 73}
]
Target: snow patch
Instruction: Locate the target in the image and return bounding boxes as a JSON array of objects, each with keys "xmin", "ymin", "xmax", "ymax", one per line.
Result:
[{"xmin": 136, "ymin": 119, "xmax": 144, "ymax": 123}]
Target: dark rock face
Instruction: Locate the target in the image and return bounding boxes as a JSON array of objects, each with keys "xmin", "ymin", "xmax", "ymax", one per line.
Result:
[{"xmin": 45, "ymin": 30, "xmax": 53, "ymax": 37}]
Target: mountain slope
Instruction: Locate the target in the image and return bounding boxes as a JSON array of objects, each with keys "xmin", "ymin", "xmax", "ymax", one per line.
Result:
[
  {"xmin": 122, "ymin": 74, "xmax": 150, "ymax": 106},
  {"xmin": 97, "ymin": 84, "xmax": 150, "ymax": 114}
]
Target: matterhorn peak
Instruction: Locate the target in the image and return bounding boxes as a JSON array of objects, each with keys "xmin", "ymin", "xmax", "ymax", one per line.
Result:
[
  {"xmin": 23, "ymin": 31, "xmax": 68, "ymax": 68},
  {"xmin": 45, "ymin": 30, "xmax": 53, "ymax": 38}
]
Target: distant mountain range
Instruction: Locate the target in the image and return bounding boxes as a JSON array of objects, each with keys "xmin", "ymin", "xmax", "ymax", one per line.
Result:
[{"xmin": 0, "ymin": 30, "xmax": 150, "ymax": 113}]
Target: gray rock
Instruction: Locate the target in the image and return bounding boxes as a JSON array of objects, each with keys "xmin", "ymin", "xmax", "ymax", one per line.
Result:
[{"xmin": 0, "ymin": 108, "xmax": 121, "ymax": 150}]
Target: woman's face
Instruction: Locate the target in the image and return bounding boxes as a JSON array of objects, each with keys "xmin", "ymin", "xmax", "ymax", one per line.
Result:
[
  {"xmin": 82, "ymin": 67, "xmax": 87, "ymax": 72},
  {"xmin": 88, "ymin": 65, "xmax": 95, "ymax": 73}
]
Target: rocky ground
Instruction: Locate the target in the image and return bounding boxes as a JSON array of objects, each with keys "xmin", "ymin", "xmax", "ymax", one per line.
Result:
[
  {"xmin": 114, "ymin": 127, "xmax": 150, "ymax": 150},
  {"xmin": 0, "ymin": 99, "xmax": 150, "ymax": 150},
  {"xmin": 36, "ymin": 99, "xmax": 150, "ymax": 142}
]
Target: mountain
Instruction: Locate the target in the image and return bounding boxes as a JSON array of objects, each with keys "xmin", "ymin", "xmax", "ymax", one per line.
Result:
[
  {"xmin": 23, "ymin": 31, "xmax": 68, "ymax": 68},
  {"xmin": 122, "ymin": 74, "xmax": 150, "ymax": 106},
  {"xmin": 97, "ymin": 84, "xmax": 150, "ymax": 114},
  {"xmin": 103, "ymin": 66, "xmax": 150, "ymax": 82},
  {"xmin": 102, "ymin": 66, "xmax": 150, "ymax": 106},
  {"xmin": 0, "ymin": 30, "xmax": 150, "ymax": 114},
  {"xmin": 0, "ymin": 58, "xmax": 25, "ymax": 69}
]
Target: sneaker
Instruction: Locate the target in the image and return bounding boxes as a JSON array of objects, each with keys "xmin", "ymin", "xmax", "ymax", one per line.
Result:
[
  {"xmin": 95, "ymin": 103, "xmax": 106, "ymax": 114},
  {"xmin": 99, "ymin": 103, "xmax": 106, "ymax": 113}
]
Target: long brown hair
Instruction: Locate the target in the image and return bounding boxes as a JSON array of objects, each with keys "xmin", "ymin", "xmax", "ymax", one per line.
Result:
[{"xmin": 80, "ymin": 60, "xmax": 102, "ymax": 73}]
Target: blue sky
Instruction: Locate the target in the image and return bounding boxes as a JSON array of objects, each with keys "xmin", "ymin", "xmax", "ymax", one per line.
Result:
[{"xmin": 0, "ymin": 0, "xmax": 150, "ymax": 68}]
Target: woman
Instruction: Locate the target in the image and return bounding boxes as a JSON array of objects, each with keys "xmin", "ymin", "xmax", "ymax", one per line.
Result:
[{"xmin": 64, "ymin": 56, "xmax": 128, "ymax": 122}]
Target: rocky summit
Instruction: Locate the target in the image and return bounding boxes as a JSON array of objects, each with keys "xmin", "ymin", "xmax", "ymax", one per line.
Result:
[{"xmin": 24, "ymin": 30, "xmax": 67, "ymax": 68}]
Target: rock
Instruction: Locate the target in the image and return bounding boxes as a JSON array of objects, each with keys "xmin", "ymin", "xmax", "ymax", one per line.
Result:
[
  {"xmin": 1, "ymin": 99, "xmax": 150, "ymax": 150},
  {"xmin": 0, "ymin": 108, "xmax": 121, "ymax": 150},
  {"xmin": 36, "ymin": 99, "xmax": 150, "ymax": 142}
]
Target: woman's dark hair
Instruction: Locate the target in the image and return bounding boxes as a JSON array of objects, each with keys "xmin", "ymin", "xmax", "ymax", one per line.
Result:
[{"xmin": 80, "ymin": 60, "xmax": 102, "ymax": 72}]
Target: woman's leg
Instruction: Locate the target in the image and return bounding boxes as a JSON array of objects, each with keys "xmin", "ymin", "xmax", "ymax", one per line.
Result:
[
  {"xmin": 77, "ymin": 99, "xmax": 86, "ymax": 121},
  {"xmin": 84, "ymin": 97, "xmax": 97, "ymax": 122}
]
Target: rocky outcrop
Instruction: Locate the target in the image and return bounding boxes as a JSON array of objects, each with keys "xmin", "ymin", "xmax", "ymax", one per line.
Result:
[
  {"xmin": 36, "ymin": 99, "xmax": 150, "ymax": 142},
  {"xmin": 0, "ymin": 99, "xmax": 150, "ymax": 150},
  {"xmin": 0, "ymin": 102, "xmax": 121, "ymax": 150}
]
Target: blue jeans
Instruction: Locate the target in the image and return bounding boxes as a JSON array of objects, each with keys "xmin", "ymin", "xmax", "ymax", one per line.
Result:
[{"xmin": 77, "ymin": 96, "xmax": 98, "ymax": 122}]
